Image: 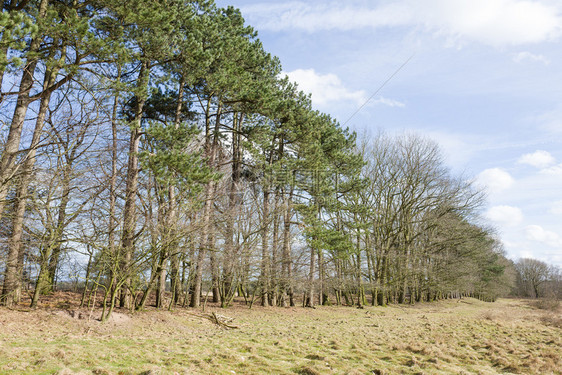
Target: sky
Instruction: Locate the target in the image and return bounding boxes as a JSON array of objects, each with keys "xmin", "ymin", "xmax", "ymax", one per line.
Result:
[{"xmin": 215, "ymin": 0, "xmax": 562, "ymax": 268}]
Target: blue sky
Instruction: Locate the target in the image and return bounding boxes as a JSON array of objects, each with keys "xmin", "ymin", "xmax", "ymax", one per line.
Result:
[{"xmin": 216, "ymin": 0, "xmax": 562, "ymax": 268}]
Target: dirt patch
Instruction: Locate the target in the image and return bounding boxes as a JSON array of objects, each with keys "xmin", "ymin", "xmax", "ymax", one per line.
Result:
[
  {"xmin": 104, "ymin": 312, "xmax": 132, "ymax": 324},
  {"xmin": 52, "ymin": 309, "xmax": 90, "ymax": 320}
]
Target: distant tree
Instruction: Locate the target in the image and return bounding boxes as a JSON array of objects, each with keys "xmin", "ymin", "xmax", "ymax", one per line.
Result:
[
  {"xmin": 544, "ymin": 266, "xmax": 562, "ymax": 299},
  {"xmin": 515, "ymin": 258, "xmax": 552, "ymax": 298}
]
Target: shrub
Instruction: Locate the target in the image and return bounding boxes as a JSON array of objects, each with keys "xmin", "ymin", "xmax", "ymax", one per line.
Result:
[{"xmin": 531, "ymin": 299, "xmax": 560, "ymax": 311}]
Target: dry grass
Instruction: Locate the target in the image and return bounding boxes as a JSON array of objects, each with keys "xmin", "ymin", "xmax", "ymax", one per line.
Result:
[
  {"xmin": 530, "ymin": 298, "xmax": 561, "ymax": 311},
  {"xmin": 0, "ymin": 297, "xmax": 560, "ymax": 374}
]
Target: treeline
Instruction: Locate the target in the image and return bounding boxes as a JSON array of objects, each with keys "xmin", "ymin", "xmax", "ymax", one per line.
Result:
[{"xmin": 0, "ymin": 0, "xmax": 513, "ymax": 317}]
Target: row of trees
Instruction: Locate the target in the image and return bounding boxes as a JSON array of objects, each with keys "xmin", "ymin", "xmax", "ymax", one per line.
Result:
[{"xmin": 0, "ymin": 0, "xmax": 514, "ymax": 317}]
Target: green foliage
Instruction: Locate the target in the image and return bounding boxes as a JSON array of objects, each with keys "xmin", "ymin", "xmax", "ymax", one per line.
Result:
[
  {"xmin": 140, "ymin": 122, "xmax": 218, "ymax": 192},
  {"xmin": 0, "ymin": 10, "xmax": 37, "ymax": 70}
]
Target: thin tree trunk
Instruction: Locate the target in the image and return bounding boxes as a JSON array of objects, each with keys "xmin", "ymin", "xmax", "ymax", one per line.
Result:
[
  {"xmin": 281, "ymin": 187, "xmax": 294, "ymax": 307},
  {"xmin": 270, "ymin": 192, "xmax": 280, "ymax": 306},
  {"xmin": 102, "ymin": 65, "xmax": 121, "ymax": 298},
  {"xmin": 119, "ymin": 60, "xmax": 150, "ymax": 309},
  {"xmin": 79, "ymin": 249, "xmax": 93, "ymax": 308},
  {"xmin": 46, "ymin": 161, "xmax": 72, "ymax": 290},
  {"xmin": 210, "ymin": 231, "xmax": 220, "ymax": 304},
  {"xmin": 190, "ymin": 100, "xmax": 221, "ymax": 308},
  {"xmin": 169, "ymin": 249, "xmax": 181, "ymax": 307},
  {"xmin": 221, "ymin": 113, "xmax": 243, "ymax": 307},
  {"xmin": 377, "ymin": 253, "xmax": 388, "ymax": 306},
  {"xmin": 119, "ymin": 124, "xmax": 141, "ymax": 308},
  {"xmin": 260, "ymin": 189, "xmax": 270, "ymax": 307},
  {"xmin": 137, "ymin": 254, "xmax": 159, "ymax": 310},
  {"xmin": 318, "ymin": 248, "xmax": 326, "ymax": 305},
  {"xmin": 155, "ymin": 249, "xmax": 167, "ymax": 308},
  {"xmin": 306, "ymin": 242, "xmax": 315, "ymax": 308},
  {"xmin": 167, "ymin": 75, "xmax": 185, "ymax": 308}
]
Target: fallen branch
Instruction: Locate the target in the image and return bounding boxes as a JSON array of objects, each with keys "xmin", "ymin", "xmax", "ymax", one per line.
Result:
[
  {"xmin": 186, "ymin": 311, "xmax": 239, "ymax": 330},
  {"xmin": 209, "ymin": 312, "xmax": 238, "ymax": 330}
]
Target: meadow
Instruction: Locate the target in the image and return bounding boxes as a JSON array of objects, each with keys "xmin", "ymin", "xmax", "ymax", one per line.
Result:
[{"xmin": 0, "ymin": 296, "xmax": 560, "ymax": 375}]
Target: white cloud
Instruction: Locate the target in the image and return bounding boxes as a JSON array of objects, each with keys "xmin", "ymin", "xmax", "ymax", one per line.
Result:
[
  {"xmin": 517, "ymin": 150, "xmax": 556, "ymax": 168},
  {"xmin": 513, "ymin": 51, "xmax": 551, "ymax": 65},
  {"xmin": 241, "ymin": 0, "xmax": 562, "ymax": 46},
  {"xmin": 283, "ymin": 69, "xmax": 367, "ymax": 106},
  {"xmin": 549, "ymin": 200, "xmax": 562, "ymax": 215},
  {"xmin": 518, "ymin": 249, "xmax": 535, "ymax": 259},
  {"xmin": 240, "ymin": 2, "xmax": 411, "ymax": 32},
  {"xmin": 486, "ymin": 205, "xmax": 524, "ymax": 227},
  {"xmin": 525, "ymin": 225, "xmax": 562, "ymax": 248},
  {"xmin": 372, "ymin": 96, "xmax": 406, "ymax": 108},
  {"xmin": 540, "ymin": 163, "xmax": 562, "ymax": 175},
  {"xmin": 418, "ymin": 0, "xmax": 562, "ymax": 46},
  {"xmin": 476, "ymin": 168, "xmax": 515, "ymax": 193}
]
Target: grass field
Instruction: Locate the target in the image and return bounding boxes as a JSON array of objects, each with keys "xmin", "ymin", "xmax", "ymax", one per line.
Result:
[{"xmin": 0, "ymin": 296, "xmax": 560, "ymax": 374}]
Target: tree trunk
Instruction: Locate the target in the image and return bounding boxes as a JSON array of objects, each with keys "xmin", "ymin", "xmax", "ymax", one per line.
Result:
[
  {"xmin": 167, "ymin": 75, "xmax": 185, "ymax": 309},
  {"xmin": 102, "ymin": 65, "xmax": 121, "ymax": 298},
  {"xmin": 0, "ymin": 0, "xmax": 49, "ymax": 223},
  {"xmin": 270, "ymin": 192, "xmax": 281, "ymax": 306},
  {"xmin": 318, "ymin": 247, "xmax": 326, "ymax": 305},
  {"xmin": 3, "ymin": 60, "xmax": 57, "ymax": 307},
  {"xmin": 281, "ymin": 187, "xmax": 294, "ymax": 307},
  {"xmin": 155, "ymin": 250, "xmax": 167, "ymax": 308},
  {"xmin": 260, "ymin": 189, "xmax": 270, "ymax": 307},
  {"xmin": 190, "ymin": 101, "xmax": 221, "ymax": 308},
  {"xmin": 306, "ymin": 242, "xmax": 315, "ymax": 308},
  {"xmin": 210, "ymin": 231, "xmax": 220, "ymax": 304},
  {"xmin": 221, "ymin": 113, "xmax": 243, "ymax": 307},
  {"xmin": 120, "ymin": 60, "xmax": 150, "ymax": 309},
  {"xmin": 190, "ymin": 180, "xmax": 214, "ymax": 308},
  {"xmin": 46, "ymin": 162, "xmax": 73, "ymax": 290}
]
